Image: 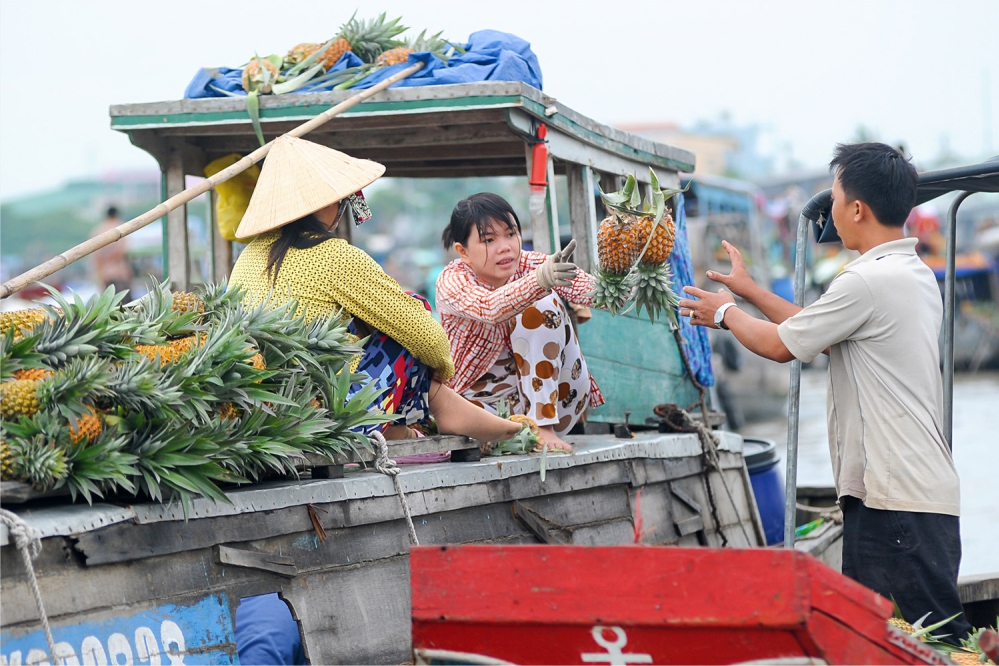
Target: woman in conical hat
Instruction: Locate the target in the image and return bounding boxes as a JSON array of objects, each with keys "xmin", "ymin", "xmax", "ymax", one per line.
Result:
[{"xmin": 229, "ymin": 136, "xmax": 523, "ymax": 443}]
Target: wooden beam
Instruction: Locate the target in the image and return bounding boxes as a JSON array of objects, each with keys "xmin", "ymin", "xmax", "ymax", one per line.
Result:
[
  {"xmin": 546, "ymin": 157, "xmax": 561, "ymax": 253},
  {"xmin": 165, "ymin": 144, "xmax": 189, "ymax": 290},
  {"xmin": 567, "ymin": 164, "xmax": 596, "ymax": 272}
]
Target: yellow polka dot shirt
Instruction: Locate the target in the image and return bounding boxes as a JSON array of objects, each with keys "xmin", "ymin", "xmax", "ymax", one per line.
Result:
[{"xmin": 229, "ymin": 231, "xmax": 455, "ymax": 381}]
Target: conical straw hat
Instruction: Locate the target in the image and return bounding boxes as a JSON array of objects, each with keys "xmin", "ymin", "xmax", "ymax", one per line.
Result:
[{"xmin": 235, "ymin": 136, "xmax": 385, "ymax": 239}]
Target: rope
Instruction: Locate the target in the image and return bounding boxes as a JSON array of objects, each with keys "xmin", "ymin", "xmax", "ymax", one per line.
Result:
[
  {"xmin": 371, "ymin": 431, "xmax": 420, "ymax": 546},
  {"xmin": 1, "ymin": 508, "xmax": 57, "ymax": 659}
]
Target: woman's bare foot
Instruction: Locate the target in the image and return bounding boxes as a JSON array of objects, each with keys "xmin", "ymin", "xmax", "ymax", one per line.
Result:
[
  {"xmin": 536, "ymin": 425, "xmax": 572, "ymax": 452},
  {"xmin": 383, "ymin": 424, "xmax": 416, "ymax": 440},
  {"xmin": 429, "ymin": 381, "xmax": 522, "ymax": 442}
]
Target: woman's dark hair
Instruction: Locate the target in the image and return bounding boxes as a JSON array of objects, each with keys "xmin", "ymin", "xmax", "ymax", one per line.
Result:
[
  {"xmin": 266, "ymin": 213, "xmax": 337, "ymax": 283},
  {"xmin": 442, "ymin": 192, "xmax": 521, "ymax": 249},
  {"xmin": 830, "ymin": 142, "xmax": 918, "ymax": 226}
]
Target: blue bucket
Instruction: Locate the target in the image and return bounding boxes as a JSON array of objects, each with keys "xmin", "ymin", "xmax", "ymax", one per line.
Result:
[{"xmin": 743, "ymin": 437, "xmax": 785, "ymax": 545}]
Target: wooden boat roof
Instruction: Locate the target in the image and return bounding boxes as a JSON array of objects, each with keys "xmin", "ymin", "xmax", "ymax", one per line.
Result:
[{"xmin": 109, "ymin": 81, "xmax": 696, "ymax": 178}]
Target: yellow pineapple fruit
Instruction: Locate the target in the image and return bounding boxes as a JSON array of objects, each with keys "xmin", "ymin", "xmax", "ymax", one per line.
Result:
[
  {"xmin": 635, "ymin": 210, "xmax": 676, "ymax": 265},
  {"xmin": 1, "ymin": 440, "xmax": 13, "ymax": 481},
  {"xmin": 285, "ymin": 42, "xmax": 321, "ymax": 67},
  {"xmin": 597, "ymin": 214, "xmax": 644, "ymax": 275},
  {"xmin": 171, "ymin": 291, "xmax": 204, "ymax": 315},
  {"xmin": 68, "ymin": 407, "xmax": 102, "ymax": 445},
  {"xmin": 217, "ymin": 403, "xmax": 241, "ymax": 421},
  {"xmin": 135, "ymin": 335, "xmax": 203, "ymax": 367},
  {"xmin": 950, "ymin": 650, "xmax": 992, "ymax": 666},
  {"xmin": 375, "ymin": 46, "xmax": 414, "ymax": 67},
  {"xmin": 1, "ymin": 379, "xmax": 41, "ymax": 420},
  {"xmin": 241, "ymin": 57, "xmax": 280, "ymax": 93},
  {"xmin": 12, "ymin": 368, "xmax": 54, "ymax": 382},
  {"xmin": 0, "ymin": 308, "xmax": 51, "ymax": 339},
  {"xmin": 888, "ymin": 616, "xmax": 915, "ymax": 634},
  {"xmin": 247, "ymin": 352, "xmax": 265, "ymax": 370}
]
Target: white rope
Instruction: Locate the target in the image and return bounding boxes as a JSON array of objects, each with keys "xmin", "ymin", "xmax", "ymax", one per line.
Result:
[
  {"xmin": 371, "ymin": 431, "xmax": 419, "ymax": 546},
  {"xmin": 0, "ymin": 508, "xmax": 58, "ymax": 659}
]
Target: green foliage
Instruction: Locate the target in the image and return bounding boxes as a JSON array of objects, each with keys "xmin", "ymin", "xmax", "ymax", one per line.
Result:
[{"xmin": 1, "ymin": 280, "xmax": 386, "ymax": 512}]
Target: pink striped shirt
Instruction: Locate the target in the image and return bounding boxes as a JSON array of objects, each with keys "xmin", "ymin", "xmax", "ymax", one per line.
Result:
[{"xmin": 436, "ymin": 251, "xmax": 604, "ymax": 407}]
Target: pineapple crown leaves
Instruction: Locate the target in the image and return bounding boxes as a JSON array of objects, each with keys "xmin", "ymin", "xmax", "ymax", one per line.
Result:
[
  {"xmin": 404, "ymin": 29, "xmax": 465, "ymax": 64},
  {"xmin": 103, "ymin": 357, "xmax": 185, "ymax": 419},
  {"xmin": 7, "ymin": 433, "xmax": 70, "ymax": 491},
  {"xmin": 313, "ymin": 368, "xmax": 391, "ymax": 455},
  {"xmin": 126, "ymin": 280, "xmax": 205, "ymax": 344},
  {"xmin": 0, "ymin": 328, "xmax": 46, "ymax": 380},
  {"xmin": 37, "ymin": 355, "xmax": 114, "ymax": 423},
  {"xmin": 338, "ymin": 11, "xmax": 409, "ymax": 63},
  {"xmin": 33, "ymin": 284, "xmax": 135, "ymax": 365},
  {"xmin": 63, "ymin": 427, "xmax": 138, "ymax": 504}
]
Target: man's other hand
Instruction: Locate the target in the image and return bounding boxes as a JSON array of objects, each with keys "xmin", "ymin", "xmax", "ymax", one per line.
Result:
[
  {"xmin": 678, "ymin": 286, "xmax": 735, "ymax": 329},
  {"xmin": 707, "ymin": 240, "xmax": 757, "ymax": 298}
]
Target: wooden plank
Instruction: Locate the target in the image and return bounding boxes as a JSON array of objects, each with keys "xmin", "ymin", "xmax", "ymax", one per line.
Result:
[
  {"xmin": 164, "ymin": 143, "xmax": 189, "ymax": 290},
  {"xmin": 958, "ymin": 572, "xmax": 999, "ymax": 604},
  {"xmin": 512, "ymin": 500, "xmax": 571, "ymax": 544},
  {"xmin": 215, "ymin": 544, "xmax": 297, "ymax": 577},
  {"xmin": 0, "ymin": 481, "xmax": 70, "ymax": 504},
  {"xmin": 566, "ymin": 164, "xmax": 597, "ymax": 272}
]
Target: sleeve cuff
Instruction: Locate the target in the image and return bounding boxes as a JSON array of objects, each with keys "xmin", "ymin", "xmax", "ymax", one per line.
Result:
[{"xmin": 777, "ymin": 320, "xmax": 818, "ymax": 363}]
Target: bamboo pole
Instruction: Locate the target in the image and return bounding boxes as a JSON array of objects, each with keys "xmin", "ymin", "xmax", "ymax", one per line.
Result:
[{"xmin": 0, "ymin": 62, "xmax": 425, "ymax": 300}]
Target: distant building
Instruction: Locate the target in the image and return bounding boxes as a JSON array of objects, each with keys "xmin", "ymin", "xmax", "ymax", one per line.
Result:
[{"xmin": 619, "ymin": 120, "xmax": 774, "ymax": 179}]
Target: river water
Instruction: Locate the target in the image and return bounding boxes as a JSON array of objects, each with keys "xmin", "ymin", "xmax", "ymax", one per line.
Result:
[{"xmin": 739, "ymin": 368, "xmax": 999, "ymax": 577}]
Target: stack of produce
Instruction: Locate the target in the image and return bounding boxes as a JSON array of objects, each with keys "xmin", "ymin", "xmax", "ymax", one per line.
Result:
[
  {"xmin": 225, "ymin": 13, "xmax": 462, "ymax": 146},
  {"xmin": 591, "ymin": 169, "xmax": 685, "ymax": 325},
  {"xmin": 888, "ymin": 604, "xmax": 997, "ymax": 664},
  {"xmin": 0, "ymin": 282, "xmax": 384, "ymax": 513}
]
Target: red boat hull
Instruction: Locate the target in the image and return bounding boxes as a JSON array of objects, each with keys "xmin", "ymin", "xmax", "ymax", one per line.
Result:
[{"xmin": 411, "ymin": 545, "xmax": 945, "ymax": 665}]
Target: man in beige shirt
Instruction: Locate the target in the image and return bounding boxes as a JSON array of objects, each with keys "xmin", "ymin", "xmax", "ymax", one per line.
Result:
[{"xmin": 679, "ymin": 142, "xmax": 969, "ymax": 642}]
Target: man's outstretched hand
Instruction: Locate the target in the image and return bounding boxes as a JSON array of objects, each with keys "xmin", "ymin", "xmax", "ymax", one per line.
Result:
[
  {"xmin": 678, "ymin": 286, "xmax": 735, "ymax": 329},
  {"xmin": 706, "ymin": 240, "xmax": 757, "ymax": 299}
]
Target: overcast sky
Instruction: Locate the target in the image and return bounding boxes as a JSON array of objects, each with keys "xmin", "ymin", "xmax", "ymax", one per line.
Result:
[{"xmin": 1, "ymin": 0, "xmax": 996, "ymax": 200}]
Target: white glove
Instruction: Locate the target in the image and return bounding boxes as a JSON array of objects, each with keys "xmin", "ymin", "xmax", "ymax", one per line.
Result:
[{"xmin": 536, "ymin": 239, "xmax": 579, "ymax": 290}]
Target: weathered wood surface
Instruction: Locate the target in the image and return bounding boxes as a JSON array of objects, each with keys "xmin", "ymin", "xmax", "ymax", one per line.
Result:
[
  {"xmin": 108, "ymin": 82, "xmax": 695, "ymax": 172},
  {"xmin": 2, "ymin": 434, "xmax": 760, "ymax": 665}
]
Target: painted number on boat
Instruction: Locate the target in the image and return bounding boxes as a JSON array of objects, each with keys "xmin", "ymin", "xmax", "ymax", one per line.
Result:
[
  {"xmin": 0, "ymin": 594, "xmax": 236, "ymax": 666},
  {"xmin": 580, "ymin": 626, "xmax": 653, "ymax": 665}
]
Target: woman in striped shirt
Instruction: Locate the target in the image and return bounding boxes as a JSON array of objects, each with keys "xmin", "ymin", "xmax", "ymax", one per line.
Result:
[{"xmin": 436, "ymin": 193, "xmax": 605, "ymax": 452}]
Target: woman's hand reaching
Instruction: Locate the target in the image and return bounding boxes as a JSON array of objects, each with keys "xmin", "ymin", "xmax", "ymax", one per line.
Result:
[{"xmin": 536, "ymin": 239, "xmax": 579, "ymax": 290}]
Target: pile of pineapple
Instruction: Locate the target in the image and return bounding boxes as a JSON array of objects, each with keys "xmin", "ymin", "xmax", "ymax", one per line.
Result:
[
  {"xmin": 888, "ymin": 606, "xmax": 997, "ymax": 664},
  {"xmin": 591, "ymin": 169, "xmax": 685, "ymax": 326},
  {"xmin": 240, "ymin": 12, "xmax": 462, "ymax": 96},
  {"xmin": 1, "ymin": 282, "xmax": 385, "ymax": 512}
]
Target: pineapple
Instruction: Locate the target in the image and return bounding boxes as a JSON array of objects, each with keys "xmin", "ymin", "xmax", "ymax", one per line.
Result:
[
  {"xmin": 217, "ymin": 402, "xmax": 241, "ymax": 421},
  {"xmin": 285, "ymin": 42, "xmax": 321, "ymax": 67},
  {"xmin": 1, "ymin": 440, "xmax": 13, "ymax": 481},
  {"xmin": 135, "ymin": 335, "xmax": 203, "ymax": 367},
  {"xmin": 888, "ymin": 616, "xmax": 915, "ymax": 634},
  {"xmin": 1, "ymin": 379, "xmax": 42, "ymax": 419},
  {"xmin": 336, "ymin": 12, "xmax": 407, "ymax": 64},
  {"xmin": 9, "ymin": 436, "xmax": 69, "ymax": 490},
  {"xmin": 593, "ymin": 170, "xmax": 683, "ymax": 324},
  {"xmin": 241, "ymin": 56, "xmax": 280, "ymax": 93},
  {"xmin": 68, "ymin": 406, "xmax": 102, "ymax": 445},
  {"xmin": 0, "ymin": 308, "xmax": 51, "ymax": 339},
  {"xmin": 248, "ymin": 352, "xmax": 265, "ymax": 370},
  {"xmin": 171, "ymin": 291, "xmax": 205, "ymax": 316},
  {"xmin": 12, "ymin": 368, "xmax": 53, "ymax": 381}
]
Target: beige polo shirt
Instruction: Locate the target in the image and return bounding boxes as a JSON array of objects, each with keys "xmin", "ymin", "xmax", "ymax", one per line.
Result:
[{"xmin": 777, "ymin": 238, "xmax": 960, "ymax": 516}]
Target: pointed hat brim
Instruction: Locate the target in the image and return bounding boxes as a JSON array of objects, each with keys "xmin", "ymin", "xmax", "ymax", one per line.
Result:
[{"xmin": 234, "ymin": 136, "xmax": 385, "ymax": 239}]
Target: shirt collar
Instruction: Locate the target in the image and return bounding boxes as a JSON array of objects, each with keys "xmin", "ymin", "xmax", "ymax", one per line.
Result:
[{"xmin": 845, "ymin": 237, "xmax": 918, "ymax": 270}]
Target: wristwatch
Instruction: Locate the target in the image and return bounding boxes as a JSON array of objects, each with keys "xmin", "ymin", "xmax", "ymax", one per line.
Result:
[{"xmin": 714, "ymin": 302, "xmax": 738, "ymax": 330}]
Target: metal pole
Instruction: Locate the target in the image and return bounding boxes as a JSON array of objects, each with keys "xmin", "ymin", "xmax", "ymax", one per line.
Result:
[
  {"xmin": 942, "ymin": 191, "xmax": 972, "ymax": 449},
  {"xmin": 784, "ymin": 212, "xmax": 809, "ymax": 548},
  {"xmin": 0, "ymin": 62, "xmax": 424, "ymax": 300}
]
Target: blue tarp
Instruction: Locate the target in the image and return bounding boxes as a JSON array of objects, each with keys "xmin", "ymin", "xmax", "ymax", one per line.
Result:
[
  {"xmin": 184, "ymin": 30, "xmax": 542, "ymax": 99},
  {"xmin": 670, "ymin": 194, "xmax": 715, "ymax": 388}
]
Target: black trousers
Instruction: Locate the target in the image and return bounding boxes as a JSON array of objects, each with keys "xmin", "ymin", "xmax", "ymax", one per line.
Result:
[{"xmin": 841, "ymin": 496, "xmax": 972, "ymax": 644}]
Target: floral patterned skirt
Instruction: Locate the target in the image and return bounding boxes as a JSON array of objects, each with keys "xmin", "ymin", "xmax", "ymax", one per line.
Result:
[
  {"xmin": 461, "ymin": 293, "xmax": 601, "ymax": 436},
  {"xmin": 348, "ymin": 294, "xmax": 432, "ymax": 435}
]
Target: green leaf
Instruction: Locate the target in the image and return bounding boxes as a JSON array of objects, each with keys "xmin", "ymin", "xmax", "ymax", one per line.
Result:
[{"xmin": 246, "ymin": 91, "xmax": 265, "ymax": 148}]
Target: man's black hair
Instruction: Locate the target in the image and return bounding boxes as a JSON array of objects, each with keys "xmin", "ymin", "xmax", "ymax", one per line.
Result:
[
  {"xmin": 830, "ymin": 142, "xmax": 918, "ymax": 226},
  {"xmin": 442, "ymin": 192, "xmax": 521, "ymax": 249},
  {"xmin": 107, "ymin": 206, "xmax": 119, "ymax": 218}
]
